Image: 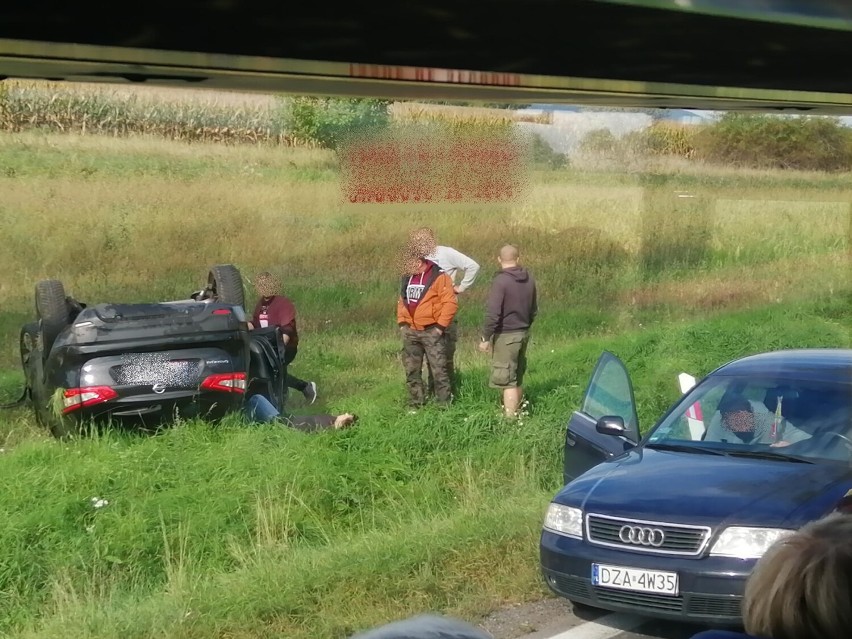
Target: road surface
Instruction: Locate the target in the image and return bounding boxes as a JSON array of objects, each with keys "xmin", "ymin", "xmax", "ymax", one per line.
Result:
[{"xmin": 478, "ymin": 598, "xmax": 720, "ymax": 639}]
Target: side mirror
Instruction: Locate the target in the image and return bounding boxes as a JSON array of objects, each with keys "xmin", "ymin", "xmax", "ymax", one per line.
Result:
[
  {"xmin": 678, "ymin": 373, "xmax": 697, "ymax": 394},
  {"xmin": 596, "ymin": 416, "xmax": 626, "ymax": 437}
]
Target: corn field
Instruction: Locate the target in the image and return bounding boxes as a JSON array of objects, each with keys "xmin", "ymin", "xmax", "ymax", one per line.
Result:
[
  {"xmin": 0, "ymin": 80, "xmax": 297, "ymax": 145},
  {"xmin": 390, "ymin": 101, "xmax": 552, "ymax": 126},
  {"xmin": 575, "ymin": 122, "xmax": 700, "ymax": 167},
  {"xmin": 638, "ymin": 122, "xmax": 698, "ymax": 158},
  {"xmin": 0, "ymin": 81, "xmax": 557, "ymax": 147}
]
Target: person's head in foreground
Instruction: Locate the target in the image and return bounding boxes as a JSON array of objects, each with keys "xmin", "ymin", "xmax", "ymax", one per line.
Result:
[
  {"xmin": 742, "ymin": 512, "xmax": 852, "ymax": 639},
  {"xmin": 254, "ymin": 271, "xmax": 281, "ymax": 301}
]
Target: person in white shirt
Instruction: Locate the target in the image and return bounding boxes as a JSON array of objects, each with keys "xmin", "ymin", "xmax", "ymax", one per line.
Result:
[
  {"xmin": 702, "ymin": 395, "xmax": 810, "ymax": 447},
  {"xmin": 408, "ymin": 227, "xmax": 480, "ymax": 396}
]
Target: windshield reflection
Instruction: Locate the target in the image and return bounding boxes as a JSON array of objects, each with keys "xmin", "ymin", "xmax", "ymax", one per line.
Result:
[{"xmin": 646, "ymin": 375, "xmax": 852, "ymax": 463}]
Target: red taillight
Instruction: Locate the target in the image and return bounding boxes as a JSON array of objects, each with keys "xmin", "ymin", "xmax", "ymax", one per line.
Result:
[
  {"xmin": 212, "ymin": 309, "xmax": 231, "ymax": 315},
  {"xmin": 201, "ymin": 372, "xmax": 246, "ymax": 393},
  {"xmin": 63, "ymin": 386, "xmax": 119, "ymax": 413}
]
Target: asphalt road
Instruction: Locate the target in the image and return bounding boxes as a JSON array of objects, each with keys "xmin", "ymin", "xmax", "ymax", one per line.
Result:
[{"xmin": 478, "ymin": 598, "xmax": 719, "ymax": 639}]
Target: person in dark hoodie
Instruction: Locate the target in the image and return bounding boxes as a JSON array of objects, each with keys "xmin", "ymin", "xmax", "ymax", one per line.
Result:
[{"xmin": 478, "ymin": 244, "xmax": 537, "ymax": 419}]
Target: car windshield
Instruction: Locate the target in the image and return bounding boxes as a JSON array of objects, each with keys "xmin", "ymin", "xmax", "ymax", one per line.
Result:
[{"xmin": 645, "ymin": 374, "xmax": 852, "ymax": 464}]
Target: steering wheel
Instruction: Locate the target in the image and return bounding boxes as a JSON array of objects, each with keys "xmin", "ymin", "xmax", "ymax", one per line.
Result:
[
  {"xmin": 821, "ymin": 433, "xmax": 852, "ymax": 463},
  {"xmin": 827, "ymin": 432, "xmax": 852, "ymax": 449}
]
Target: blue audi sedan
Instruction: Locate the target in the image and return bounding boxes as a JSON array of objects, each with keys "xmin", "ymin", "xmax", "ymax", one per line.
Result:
[{"xmin": 540, "ymin": 348, "xmax": 852, "ymax": 626}]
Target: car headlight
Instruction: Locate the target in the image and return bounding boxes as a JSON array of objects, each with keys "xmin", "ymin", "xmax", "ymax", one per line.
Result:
[
  {"xmin": 709, "ymin": 526, "xmax": 794, "ymax": 559},
  {"xmin": 543, "ymin": 503, "xmax": 583, "ymax": 538}
]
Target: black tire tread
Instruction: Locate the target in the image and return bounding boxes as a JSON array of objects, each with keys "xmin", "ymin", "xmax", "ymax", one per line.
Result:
[
  {"xmin": 208, "ymin": 264, "xmax": 245, "ymax": 308},
  {"xmin": 35, "ymin": 279, "xmax": 68, "ymax": 356}
]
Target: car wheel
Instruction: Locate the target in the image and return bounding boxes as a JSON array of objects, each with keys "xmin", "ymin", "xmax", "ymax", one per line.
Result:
[
  {"xmin": 22, "ymin": 347, "xmax": 76, "ymax": 438},
  {"xmin": 35, "ymin": 279, "xmax": 69, "ymax": 357},
  {"xmin": 208, "ymin": 264, "xmax": 246, "ymax": 308},
  {"xmin": 48, "ymin": 414, "xmax": 82, "ymax": 440},
  {"xmin": 20, "ymin": 322, "xmax": 39, "ymax": 369},
  {"xmin": 18, "ymin": 322, "xmax": 40, "ymax": 404},
  {"xmin": 27, "ymin": 355, "xmax": 53, "ymax": 427}
]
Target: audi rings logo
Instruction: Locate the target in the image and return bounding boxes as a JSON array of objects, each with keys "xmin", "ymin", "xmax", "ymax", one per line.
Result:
[
  {"xmin": 152, "ymin": 383, "xmax": 166, "ymax": 394},
  {"xmin": 619, "ymin": 525, "xmax": 665, "ymax": 547}
]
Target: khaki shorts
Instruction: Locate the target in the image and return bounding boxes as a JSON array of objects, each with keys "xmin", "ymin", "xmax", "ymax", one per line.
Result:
[{"xmin": 489, "ymin": 330, "xmax": 529, "ymax": 389}]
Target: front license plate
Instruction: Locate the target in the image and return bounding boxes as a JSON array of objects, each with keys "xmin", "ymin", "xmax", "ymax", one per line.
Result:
[{"xmin": 591, "ymin": 563, "xmax": 679, "ymax": 596}]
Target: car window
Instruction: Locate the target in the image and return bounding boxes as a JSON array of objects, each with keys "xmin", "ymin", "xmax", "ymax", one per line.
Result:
[
  {"xmin": 663, "ymin": 381, "xmax": 727, "ymax": 441},
  {"xmin": 582, "ymin": 354, "xmax": 637, "ymax": 433},
  {"xmin": 647, "ymin": 375, "xmax": 852, "ymax": 463}
]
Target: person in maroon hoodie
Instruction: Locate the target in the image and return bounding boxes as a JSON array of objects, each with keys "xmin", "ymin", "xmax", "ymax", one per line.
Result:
[{"xmin": 247, "ymin": 272, "xmax": 318, "ymax": 404}]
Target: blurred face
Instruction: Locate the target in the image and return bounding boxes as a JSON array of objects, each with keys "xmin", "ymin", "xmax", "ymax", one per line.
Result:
[
  {"xmin": 254, "ymin": 273, "xmax": 280, "ymax": 299},
  {"xmin": 722, "ymin": 409, "xmax": 755, "ymax": 434},
  {"xmin": 404, "ymin": 257, "xmax": 424, "ymax": 275},
  {"xmin": 257, "ymin": 288, "xmax": 276, "ymax": 300},
  {"xmin": 409, "ymin": 230, "xmax": 436, "ymax": 257}
]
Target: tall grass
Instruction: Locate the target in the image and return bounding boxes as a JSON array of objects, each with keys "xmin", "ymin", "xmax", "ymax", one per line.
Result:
[
  {"xmin": 0, "ymin": 133, "xmax": 847, "ymax": 312},
  {"xmin": 1, "ymin": 300, "xmax": 849, "ymax": 639},
  {"xmin": 0, "ymin": 128, "xmax": 849, "ymax": 638}
]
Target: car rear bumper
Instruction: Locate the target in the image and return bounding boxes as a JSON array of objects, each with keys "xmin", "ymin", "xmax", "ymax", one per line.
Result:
[
  {"xmin": 540, "ymin": 529, "xmax": 751, "ymax": 625},
  {"xmin": 72, "ymin": 391, "xmax": 243, "ymax": 425}
]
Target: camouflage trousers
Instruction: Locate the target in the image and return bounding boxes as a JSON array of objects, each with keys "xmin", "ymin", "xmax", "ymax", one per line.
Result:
[
  {"xmin": 401, "ymin": 325, "xmax": 452, "ymax": 407},
  {"xmin": 426, "ymin": 318, "xmax": 458, "ymax": 396}
]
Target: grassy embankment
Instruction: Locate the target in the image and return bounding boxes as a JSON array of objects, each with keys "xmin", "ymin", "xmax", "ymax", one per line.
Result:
[{"xmin": 0, "ymin": 125, "xmax": 849, "ymax": 639}]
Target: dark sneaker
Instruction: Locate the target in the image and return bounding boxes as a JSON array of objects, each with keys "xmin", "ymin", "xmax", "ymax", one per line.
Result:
[{"xmin": 302, "ymin": 381, "xmax": 318, "ymax": 405}]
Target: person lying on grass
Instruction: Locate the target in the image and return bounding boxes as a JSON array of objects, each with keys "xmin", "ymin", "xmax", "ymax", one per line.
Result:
[{"xmin": 244, "ymin": 392, "xmax": 357, "ymax": 432}]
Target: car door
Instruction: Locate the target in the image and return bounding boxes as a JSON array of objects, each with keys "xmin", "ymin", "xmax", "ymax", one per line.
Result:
[{"xmin": 563, "ymin": 351, "xmax": 640, "ymax": 484}]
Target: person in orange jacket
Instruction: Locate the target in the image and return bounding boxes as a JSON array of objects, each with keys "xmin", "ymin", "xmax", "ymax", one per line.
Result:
[{"xmin": 397, "ymin": 255, "xmax": 458, "ymax": 409}]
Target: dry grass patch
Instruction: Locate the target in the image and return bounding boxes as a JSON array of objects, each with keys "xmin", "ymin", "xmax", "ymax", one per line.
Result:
[{"xmin": 623, "ymin": 253, "xmax": 850, "ymax": 312}]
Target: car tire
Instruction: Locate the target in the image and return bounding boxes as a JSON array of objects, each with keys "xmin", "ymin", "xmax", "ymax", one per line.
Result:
[
  {"xmin": 17, "ymin": 322, "xmax": 40, "ymax": 405},
  {"xmin": 35, "ymin": 279, "xmax": 69, "ymax": 357},
  {"xmin": 20, "ymin": 321, "xmax": 38, "ymax": 370},
  {"xmin": 25, "ymin": 352, "xmax": 65, "ymax": 436},
  {"xmin": 21, "ymin": 318, "xmax": 76, "ymax": 439},
  {"xmin": 208, "ymin": 264, "xmax": 246, "ymax": 308}
]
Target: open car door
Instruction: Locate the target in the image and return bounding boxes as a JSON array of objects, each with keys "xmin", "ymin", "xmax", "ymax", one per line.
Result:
[{"xmin": 562, "ymin": 351, "xmax": 640, "ymax": 484}]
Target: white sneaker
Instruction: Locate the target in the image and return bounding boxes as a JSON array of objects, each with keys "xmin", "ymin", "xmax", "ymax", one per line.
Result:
[{"xmin": 303, "ymin": 381, "xmax": 318, "ymax": 405}]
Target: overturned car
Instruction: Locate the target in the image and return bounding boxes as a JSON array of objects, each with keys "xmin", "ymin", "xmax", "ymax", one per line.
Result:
[{"xmin": 14, "ymin": 264, "xmax": 289, "ymax": 437}]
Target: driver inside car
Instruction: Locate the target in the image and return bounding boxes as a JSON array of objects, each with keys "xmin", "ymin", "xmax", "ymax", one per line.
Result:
[{"xmin": 703, "ymin": 396, "xmax": 810, "ymax": 448}]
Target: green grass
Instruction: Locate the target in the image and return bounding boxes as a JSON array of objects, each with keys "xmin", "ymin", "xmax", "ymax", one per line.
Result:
[{"xmin": 0, "ymin": 130, "xmax": 850, "ymax": 638}]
